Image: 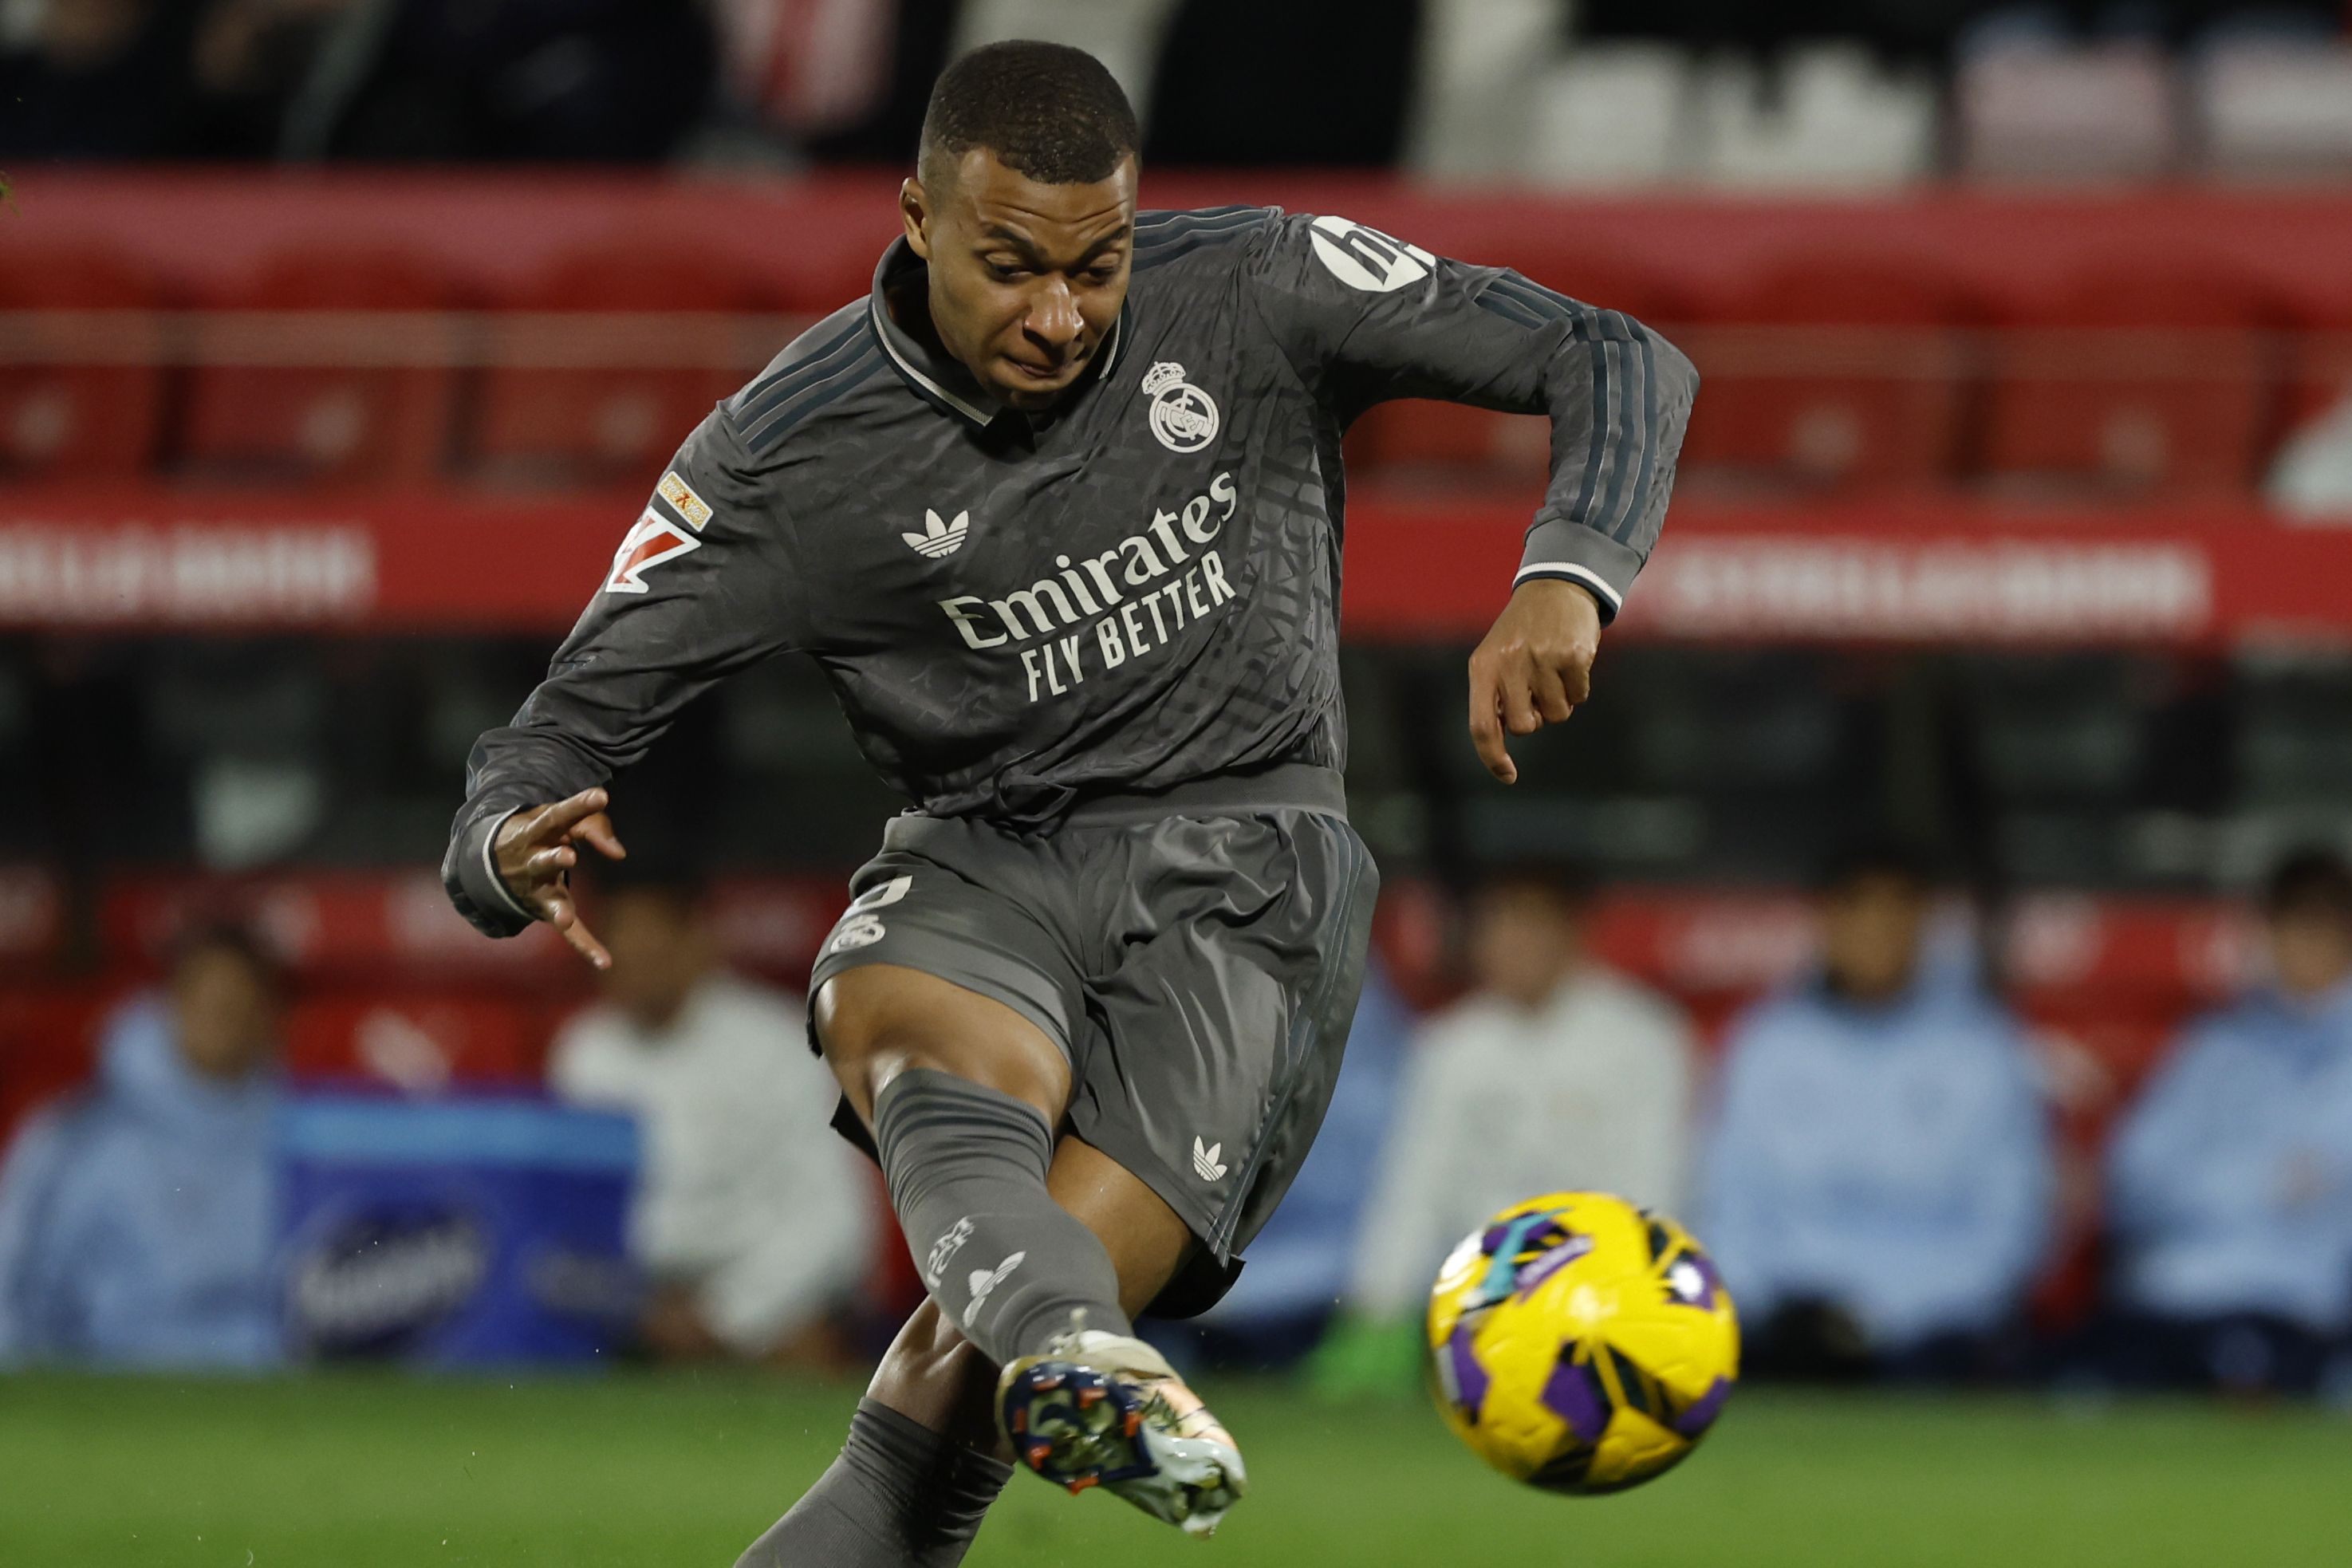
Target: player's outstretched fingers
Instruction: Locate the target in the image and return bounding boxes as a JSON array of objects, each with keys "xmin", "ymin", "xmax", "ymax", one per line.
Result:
[
  {"xmin": 569, "ymin": 809, "xmax": 628, "ymax": 862},
  {"xmin": 533, "ymin": 787, "xmax": 613, "ymax": 844},
  {"xmin": 540, "ymin": 886, "xmax": 613, "ymax": 971}
]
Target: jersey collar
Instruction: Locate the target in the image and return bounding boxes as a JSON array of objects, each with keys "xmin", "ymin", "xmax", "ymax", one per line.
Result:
[{"xmin": 867, "ymin": 237, "xmax": 1126, "ymax": 431}]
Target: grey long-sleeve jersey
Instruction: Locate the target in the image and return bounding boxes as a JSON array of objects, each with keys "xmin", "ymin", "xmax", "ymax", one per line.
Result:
[{"xmin": 445, "ymin": 206, "xmax": 1695, "ymax": 938}]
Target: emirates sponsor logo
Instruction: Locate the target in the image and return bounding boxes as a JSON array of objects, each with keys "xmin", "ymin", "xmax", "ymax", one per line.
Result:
[{"xmin": 934, "ymin": 472, "xmax": 1247, "ymax": 704}]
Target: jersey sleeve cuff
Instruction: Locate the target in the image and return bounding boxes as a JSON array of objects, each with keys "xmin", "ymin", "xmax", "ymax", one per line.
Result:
[
  {"xmin": 442, "ymin": 806, "xmax": 537, "ymax": 939},
  {"xmin": 1515, "ymin": 522, "xmax": 1642, "ymax": 625}
]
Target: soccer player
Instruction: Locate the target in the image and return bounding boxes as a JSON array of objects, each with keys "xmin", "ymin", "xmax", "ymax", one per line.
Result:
[{"xmin": 442, "ymin": 41, "xmax": 1692, "ymax": 1560}]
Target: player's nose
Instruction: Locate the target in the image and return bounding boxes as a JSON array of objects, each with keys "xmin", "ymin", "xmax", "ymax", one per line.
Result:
[{"xmin": 1026, "ymin": 278, "xmax": 1084, "ymax": 353}]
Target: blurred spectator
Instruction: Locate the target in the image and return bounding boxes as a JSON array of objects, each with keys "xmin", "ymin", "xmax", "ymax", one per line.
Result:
[
  {"xmin": 184, "ymin": 0, "xmax": 354, "ymax": 158},
  {"xmin": 1701, "ymin": 845, "xmax": 2053, "ymax": 1381},
  {"xmin": 1144, "ymin": 0, "xmax": 1418, "ymax": 166},
  {"xmin": 2100, "ymin": 847, "xmax": 2352, "ymax": 1396},
  {"xmin": 0, "ymin": 926, "xmax": 282, "ymax": 1367},
  {"xmin": 549, "ymin": 873, "xmax": 871, "ymax": 1369},
  {"xmin": 289, "ymin": 0, "xmax": 717, "ymax": 161},
  {"xmin": 0, "ymin": 0, "xmax": 195, "ymax": 156},
  {"xmin": 1313, "ymin": 861, "xmax": 1696, "ymax": 1396},
  {"xmin": 1164, "ymin": 955, "xmax": 1414, "ymax": 1369}
]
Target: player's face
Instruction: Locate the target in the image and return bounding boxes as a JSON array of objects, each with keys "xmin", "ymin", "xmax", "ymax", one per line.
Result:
[{"xmin": 902, "ymin": 148, "xmax": 1137, "ymax": 412}]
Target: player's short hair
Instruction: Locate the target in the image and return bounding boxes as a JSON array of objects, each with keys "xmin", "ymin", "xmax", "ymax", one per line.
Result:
[
  {"xmin": 918, "ymin": 40, "xmax": 1139, "ymax": 191},
  {"xmin": 2263, "ymin": 845, "xmax": 2352, "ymax": 923}
]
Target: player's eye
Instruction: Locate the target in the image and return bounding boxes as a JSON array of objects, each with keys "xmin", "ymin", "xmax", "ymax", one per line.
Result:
[{"xmin": 986, "ymin": 261, "xmax": 1030, "ymax": 282}]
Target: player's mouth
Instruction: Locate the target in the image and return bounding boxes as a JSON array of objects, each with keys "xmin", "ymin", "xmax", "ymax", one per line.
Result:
[{"xmin": 1003, "ymin": 352, "xmax": 1082, "ymax": 386}]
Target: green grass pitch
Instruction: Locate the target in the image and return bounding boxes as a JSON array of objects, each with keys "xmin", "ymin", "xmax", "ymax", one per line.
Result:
[{"xmin": 4, "ymin": 1371, "xmax": 2348, "ymax": 1566}]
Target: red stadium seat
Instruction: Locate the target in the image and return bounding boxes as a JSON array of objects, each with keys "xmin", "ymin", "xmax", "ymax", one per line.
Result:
[
  {"xmin": 471, "ymin": 248, "xmax": 769, "ymax": 488},
  {"xmin": 0, "ymin": 986, "xmax": 115, "ymax": 1144},
  {"xmin": 703, "ymin": 876, "xmax": 850, "ymax": 987},
  {"xmin": 179, "ymin": 250, "xmax": 459, "ymax": 484},
  {"xmin": 2276, "ymin": 286, "xmax": 2352, "ymax": 467},
  {"xmin": 0, "ymin": 248, "xmax": 166, "ymax": 480},
  {"xmin": 1345, "ymin": 256, "xmax": 1673, "ymax": 485},
  {"xmin": 283, "ymin": 991, "xmax": 542, "ymax": 1093},
  {"xmin": 1679, "ymin": 258, "xmax": 1964, "ymax": 490},
  {"xmin": 1978, "ymin": 262, "xmax": 2271, "ymax": 494},
  {"xmin": 98, "ymin": 870, "xmax": 579, "ymax": 991}
]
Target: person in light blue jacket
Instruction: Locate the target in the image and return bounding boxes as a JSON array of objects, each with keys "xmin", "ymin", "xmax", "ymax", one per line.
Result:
[
  {"xmin": 0, "ymin": 926, "xmax": 282, "ymax": 1368},
  {"xmin": 2103, "ymin": 848, "xmax": 2352, "ymax": 1395},
  {"xmin": 1701, "ymin": 845, "xmax": 2053, "ymax": 1380}
]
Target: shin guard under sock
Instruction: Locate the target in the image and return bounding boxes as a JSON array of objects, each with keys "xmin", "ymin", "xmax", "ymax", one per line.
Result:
[
  {"xmin": 873, "ymin": 1068, "xmax": 1131, "ymax": 1365},
  {"xmin": 734, "ymin": 1397, "xmax": 1010, "ymax": 1568}
]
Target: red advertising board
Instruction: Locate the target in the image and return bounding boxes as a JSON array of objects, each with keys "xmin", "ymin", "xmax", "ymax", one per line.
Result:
[{"xmin": 4, "ymin": 484, "xmax": 2342, "ymax": 647}]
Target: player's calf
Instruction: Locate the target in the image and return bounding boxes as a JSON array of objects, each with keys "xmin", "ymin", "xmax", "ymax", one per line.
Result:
[{"xmin": 873, "ymin": 1068, "xmax": 1136, "ymax": 1366}]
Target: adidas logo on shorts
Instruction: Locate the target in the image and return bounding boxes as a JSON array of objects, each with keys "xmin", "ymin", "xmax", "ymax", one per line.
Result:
[{"xmin": 1192, "ymin": 1137, "xmax": 1227, "ymax": 1182}]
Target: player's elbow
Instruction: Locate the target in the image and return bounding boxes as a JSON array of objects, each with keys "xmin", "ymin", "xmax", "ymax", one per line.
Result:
[{"xmin": 1646, "ymin": 325, "xmax": 1700, "ymax": 409}]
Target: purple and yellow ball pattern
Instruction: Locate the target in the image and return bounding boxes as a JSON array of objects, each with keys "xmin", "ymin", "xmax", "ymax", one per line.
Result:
[{"xmin": 1426, "ymin": 1192, "xmax": 1739, "ymax": 1495}]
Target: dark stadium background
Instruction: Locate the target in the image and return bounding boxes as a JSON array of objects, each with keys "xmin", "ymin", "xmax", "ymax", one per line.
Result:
[{"xmin": 3, "ymin": 2, "xmax": 2351, "ymax": 1563}]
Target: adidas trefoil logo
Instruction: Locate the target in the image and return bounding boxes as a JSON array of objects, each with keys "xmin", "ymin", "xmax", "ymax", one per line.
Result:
[
  {"xmin": 1192, "ymin": 1137, "xmax": 1227, "ymax": 1182},
  {"xmin": 963, "ymin": 1251, "xmax": 1026, "ymax": 1329},
  {"xmin": 902, "ymin": 508, "xmax": 969, "ymax": 558}
]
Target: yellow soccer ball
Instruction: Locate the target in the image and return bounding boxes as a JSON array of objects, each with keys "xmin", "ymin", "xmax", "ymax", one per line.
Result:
[{"xmin": 1426, "ymin": 1192, "xmax": 1739, "ymax": 1495}]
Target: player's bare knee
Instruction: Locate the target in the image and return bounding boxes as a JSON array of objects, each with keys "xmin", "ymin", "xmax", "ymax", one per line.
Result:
[{"xmin": 815, "ymin": 964, "xmax": 1070, "ymax": 1125}]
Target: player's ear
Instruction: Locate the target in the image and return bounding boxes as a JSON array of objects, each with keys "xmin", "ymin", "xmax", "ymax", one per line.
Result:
[{"xmin": 900, "ymin": 177, "xmax": 933, "ymax": 260}]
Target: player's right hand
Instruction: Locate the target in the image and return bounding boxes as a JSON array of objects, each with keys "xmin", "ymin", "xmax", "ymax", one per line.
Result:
[{"xmin": 493, "ymin": 788, "xmax": 628, "ymax": 970}]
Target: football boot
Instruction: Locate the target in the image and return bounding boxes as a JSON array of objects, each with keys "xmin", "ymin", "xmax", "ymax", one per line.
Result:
[{"xmin": 997, "ymin": 1324, "xmax": 1247, "ymax": 1537}]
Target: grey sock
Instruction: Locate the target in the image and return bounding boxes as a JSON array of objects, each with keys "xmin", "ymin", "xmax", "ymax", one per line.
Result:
[
  {"xmin": 735, "ymin": 1398, "xmax": 1011, "ymax": 1568},
  {"xmin": 874, "ymin": 1068, "xmax": 1132, "ymax": 1365}
]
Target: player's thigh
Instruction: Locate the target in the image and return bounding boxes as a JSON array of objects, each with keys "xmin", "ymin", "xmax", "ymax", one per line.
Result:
[
  {"xmin": 809, "ymin": 846, "xmax": 1091, "ymax": 1129},
  {"xmin": 815, "ymin": 962, "xmax": 1071, "ymax": 1129}
]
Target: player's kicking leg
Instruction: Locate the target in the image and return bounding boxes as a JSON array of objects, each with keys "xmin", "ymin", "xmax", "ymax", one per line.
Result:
[{"xmin": 735, "ymin": 965, "xmax": 1242, "ymax": 1567}]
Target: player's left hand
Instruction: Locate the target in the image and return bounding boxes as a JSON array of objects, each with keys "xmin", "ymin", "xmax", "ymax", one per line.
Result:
[{"xmin": 1468, "ymin": 578, "xmax": 1602, "ymax": 785}]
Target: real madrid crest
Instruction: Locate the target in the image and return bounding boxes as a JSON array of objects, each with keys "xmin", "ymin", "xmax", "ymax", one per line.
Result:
[{"xmin": 1141, "ymin": 361, "xmax": 1219, "ymax": 455}]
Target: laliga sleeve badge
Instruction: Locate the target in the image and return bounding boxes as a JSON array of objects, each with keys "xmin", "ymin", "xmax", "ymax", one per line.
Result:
[
  {"xmin": 1141, "ymin": 361, "xmax": 1219, "ymax": 454},
  {"xmin": 605, "ymin": 507, "xmax": 703, "ymax": 594}
]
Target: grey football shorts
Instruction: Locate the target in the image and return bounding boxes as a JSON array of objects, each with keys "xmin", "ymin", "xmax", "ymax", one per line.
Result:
[{"xmin": 807, "ymin": 762, "xmax": 1378, "ymax": 1319}]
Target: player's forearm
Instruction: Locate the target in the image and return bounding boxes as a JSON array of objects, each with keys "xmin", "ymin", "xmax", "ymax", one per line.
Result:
[{"xmin": 1518, "ymin": 321, "xmax": 1696, "ymax": 624}]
